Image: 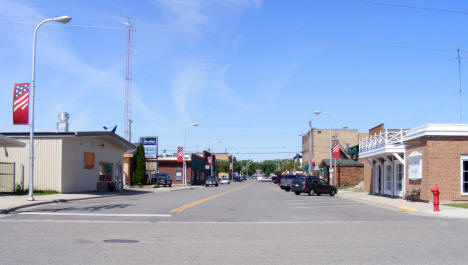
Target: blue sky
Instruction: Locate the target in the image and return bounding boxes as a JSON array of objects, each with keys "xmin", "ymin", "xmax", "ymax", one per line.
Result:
[{"xmin": 1, "ymin": 0, "xmax": 468, "ymax": 161}]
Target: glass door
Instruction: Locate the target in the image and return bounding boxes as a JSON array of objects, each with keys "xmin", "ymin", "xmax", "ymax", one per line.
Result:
[
  {"xmin": 393, "ymin": 161, "xmax": 403, "ymax": 197},
  {"xmin": 384, "ymin": 162, "xmax": 392, "ymax": 195}
]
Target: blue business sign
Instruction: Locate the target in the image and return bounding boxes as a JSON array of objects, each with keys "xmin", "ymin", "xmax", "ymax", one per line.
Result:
[
  {"xmin": 144, "ymin": 149, "xmax": 157, "ymax": 157},
  {"xmin": 140, "ymin": 137, "xmax": 157, "ymax": 146},
  {"xmin": 140, "ymin": 136, "xmax": 158, "ymax": 158}
]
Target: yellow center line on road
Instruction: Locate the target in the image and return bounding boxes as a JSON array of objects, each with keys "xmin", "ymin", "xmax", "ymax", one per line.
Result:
[{"xmin": 170, "ymin": 184, "xmax": 251, "ymax": 213}]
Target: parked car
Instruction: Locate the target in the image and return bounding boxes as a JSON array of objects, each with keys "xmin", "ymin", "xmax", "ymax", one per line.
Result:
[
  {"xmin": 271, "ymin": 175, "xmax": 278, "ymax": 183},
  {"xmin": 220, "ymin": 176, "xmax": 230, "ymax": 184},
  {"xmin": 291, "ymin": 176, "xmax": 337, "ymax": 196},
  {"xmin": 233, "ymin": 176, "xmax": 243, "ymax": 182},
  {"xmin": 280, "ymin": 175, "xmax": 299, "ymax": 191},
  {"xmin": 205, "ymin": 176, "xmax": 218, "ymax": 187},
  {"xmin": 242, "ymin": 175, "xmax": 247, "ymax": 181},
  {"xmin": 152, "ymin": 173, "xmax": 172, "ymax": 187}
]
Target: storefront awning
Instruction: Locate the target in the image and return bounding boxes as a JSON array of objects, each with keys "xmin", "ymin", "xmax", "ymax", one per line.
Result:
[{"xmin": 0, "ymin": 134, "xmax": 25, "ymax": 147}]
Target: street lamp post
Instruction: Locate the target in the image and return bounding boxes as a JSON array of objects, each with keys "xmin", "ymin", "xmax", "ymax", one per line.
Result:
[
  {"xmin": 183, "ymin": 123, "xmax": 198, "ymax": 187},
  {"xmin": 314, "ymin": 111, "xmax": 332, "ymax": 185},
  {"xmin": 210, "ymin": 140, "xmax": 221, "ymax": 176},
  {"xmin": 29, "ymin": 16, "xmax": 71, "ymax": 201},
  {"xmin": 308, "ymin": 120, "xmax": 312, "ymax": 174}
]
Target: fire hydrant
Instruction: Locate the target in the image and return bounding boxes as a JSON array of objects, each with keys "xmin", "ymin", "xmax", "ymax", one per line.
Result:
[{"xmin": 430, "ymin": 185, "xmax": 440, "ymax": 211}]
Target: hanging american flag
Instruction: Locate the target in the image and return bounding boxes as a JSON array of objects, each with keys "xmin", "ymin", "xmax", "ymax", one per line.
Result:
[
  {"xmin": 229, "ymin": 163, "xmax": 233, "ymax": 171},
  {"xmin": 332, "ymin": 139, "xmax": 340, "ymax": 159},
  {"xmin": 177, "ymin": 146, "xmax": 183, "ymax": 162},
  {"xmin": 13, "ymin": 83, "xmax": 30, "ymax": 125}
]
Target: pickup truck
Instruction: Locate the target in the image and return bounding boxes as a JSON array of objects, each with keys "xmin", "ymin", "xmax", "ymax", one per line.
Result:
[{"xmin": 152, "ymin": 173, "xmax": 172, "ymax": 187}]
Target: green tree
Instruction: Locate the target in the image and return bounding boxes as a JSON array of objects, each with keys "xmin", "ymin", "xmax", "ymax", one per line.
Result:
[
  {"xmin": 215, "ymin": 160, "xmax": 230, "ymax": 176},
  {"xmin": 132, "ymin": 144, "xmax": 147, "ymax": 186}
]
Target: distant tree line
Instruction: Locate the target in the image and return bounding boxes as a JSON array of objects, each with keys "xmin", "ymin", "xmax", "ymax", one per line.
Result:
[{"xmin": 216, "ymin": 158, "xmax": 301, "ymax": 177}]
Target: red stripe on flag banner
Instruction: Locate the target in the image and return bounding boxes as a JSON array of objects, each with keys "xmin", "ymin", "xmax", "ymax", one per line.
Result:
[
  {"xmin": 332, "ymin": 140, "xmax": 340, "ymax": 159},
  {"xmin": 177, "ymin": 146, "xmax": 184, "ymax": 163},
  {"xmin": 13, "ymin": 83, "xmax": 30, "ymax": 125}
]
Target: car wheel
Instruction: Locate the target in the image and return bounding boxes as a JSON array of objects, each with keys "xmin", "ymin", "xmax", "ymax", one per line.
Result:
[
  {"xmin": 216, "ymin": 184, "xmax": 218, "ymax": 187},
  {"xmin": 294, "ymin": 191, "xmax": 300, "ymax": 195},
  {"xmin": 330, "ymin": 189, "xmax": 336, "ymax": 197},
  {"xmin": 308, "ymin": 189, "xmax": 314, "ymax": 196},
  {"xmin": 206, "ymin": 184, "xmax": 209, "ymax": 187},
  {"xmin": 169, "ymin": 184, "xmax": 172, "ymax": 187},
  {"xmin": 285, "ymin": 187, "xmax": 290, "ymax": 191}
]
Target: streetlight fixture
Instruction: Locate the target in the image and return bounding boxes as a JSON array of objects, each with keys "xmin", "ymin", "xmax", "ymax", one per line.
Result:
[
  {"xmin": 28, "ymin": 16, "xmax": 72, "ymax": 201},
  {"xmin": 314, "ymin": 110, "xmax": 333, "ymax": 185},
  {"xmin": 183, "ymin": 123, "xmax": 199, "ymax": 187},
  {"xmin": 210, "ymin": 140, "xmax": 221, "ymax": 176}
]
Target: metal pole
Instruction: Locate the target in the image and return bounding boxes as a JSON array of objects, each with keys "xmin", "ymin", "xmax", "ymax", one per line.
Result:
[
  {"xmin": 29, "ymin": 19, "xmax": 52, "ymax": 201},
  {"xmin": 457, "ymin": 48, "xmax": 463, "ymax": 123},
  {"xmin": 210, "ymin": 144, "xmax": 214, "ymax": 176},
  {"xmin": 183, "ymin": 127, "xmax": 187, "ymax": 187},
  {"xmin": 308, "ymin": 120, "xmax": 312, "ymax": 175},
  {"xmin": 328, "ymin": 114, "xmax": 332, "ymax": 185}
]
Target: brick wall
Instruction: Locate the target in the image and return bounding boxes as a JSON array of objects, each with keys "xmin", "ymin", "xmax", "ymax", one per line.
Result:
[
  {"xmin": 158, "ymin": 161, "xmax": 192, "ymax": 184},
  {"xmin": 406, "ymin": 136, "xmax": 468, "ymax": 201},
  {"xmin": 336, "ymin": 165, "xmax": 364, "ymax": 187},
  {"xmin": 307, "ymin": 129, "xmax": 359, "ymax": 166}
]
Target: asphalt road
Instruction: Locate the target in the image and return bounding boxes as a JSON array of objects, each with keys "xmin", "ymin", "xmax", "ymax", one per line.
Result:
[{"xmin": 0, "ymin": 181, "xmax": 467, "ymax": 265}]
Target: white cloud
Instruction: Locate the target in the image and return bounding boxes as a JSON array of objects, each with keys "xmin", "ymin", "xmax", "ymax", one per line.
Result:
[{"xmin": 149, "ymin": 0, "xmax": 262, "ymax": 120}]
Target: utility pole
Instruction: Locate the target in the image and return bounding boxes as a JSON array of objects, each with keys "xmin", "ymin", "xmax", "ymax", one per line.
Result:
[
  {"xmin": 123, "ymin": 18, "xmax": 134, "ymax": 142},
  {"xmin": 457, "ymin": 48, "xmax": 463, "ymax": 123}
]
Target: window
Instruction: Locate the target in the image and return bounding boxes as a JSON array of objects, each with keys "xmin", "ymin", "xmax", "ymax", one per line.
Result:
[
  {"xmin": 396, "ymin": 163, "xmax": 403, "ymax": 190},
  {"xmin": 460, "ymin": 156, "xmax": 468, "ymax": 195},
  {"xmin": 386, "ymin": 165, "xmax": 392, "ymax": 190},
  {"xmin": 408, "ymin": 151, "xmax": 422, "ymax": 180},
  {"xmin": 176, "ymin": 167, "xmax": 182, "ymax": 180},
  {"xmin": 99, "ymin": 162, "xmax": 113, "ymax": 181}
]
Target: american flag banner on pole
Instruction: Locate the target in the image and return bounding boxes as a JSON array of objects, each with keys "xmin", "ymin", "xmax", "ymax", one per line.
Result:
[
  {"xmin": 177, "ymin": 146, "xmax": 183, "ymax": 163},
  {"xmin": 229, "ymin": 163, "xmax": 233, "ymax": 171},
  {"xmin": 13, "ymin": 83, "xmax": 30, "ymax": 125},
  {"xmin": 332, "ymin": 139, "xmax": 340, "ymax": 159}
]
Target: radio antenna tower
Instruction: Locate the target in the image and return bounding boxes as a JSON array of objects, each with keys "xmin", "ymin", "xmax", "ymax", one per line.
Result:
[{"xmin": 122, "ymin": 18, "xmax": 134, "ymax": 142}]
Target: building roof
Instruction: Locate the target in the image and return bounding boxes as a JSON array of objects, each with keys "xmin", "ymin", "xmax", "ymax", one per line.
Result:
[
  {"xmin": 404, "ymin": 124, "xmax": 468, "ymax": 141},
  {"xmin": 320, "ymin": 159, "xmax": 363, "ymax": 167},
  {"xmin": 0, "ymin": 134, "xmax": 26, "ymax": 147},
  {"xmin": 0, "ymin": 131, "xmax": 135, "ymax": 150}
]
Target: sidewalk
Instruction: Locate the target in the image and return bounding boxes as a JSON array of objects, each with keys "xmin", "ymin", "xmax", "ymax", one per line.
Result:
[
  {"xmin": 0, "ymin": 184, "xmax": 200, "ymax": 214},
  {"xmin": 338, "ymin": 190, "xmax": 468, "ymax": 219}
]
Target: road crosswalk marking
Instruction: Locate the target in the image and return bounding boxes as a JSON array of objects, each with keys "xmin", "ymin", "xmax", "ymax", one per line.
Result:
[{"xmin": 16, "ymin": 212, "xmax": 171, "ymax": 217}]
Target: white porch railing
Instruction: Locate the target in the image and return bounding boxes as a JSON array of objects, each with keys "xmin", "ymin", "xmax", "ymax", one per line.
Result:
[{"xmin": 359, "ymin": 129, "xmax": 407, "ymax": 153}]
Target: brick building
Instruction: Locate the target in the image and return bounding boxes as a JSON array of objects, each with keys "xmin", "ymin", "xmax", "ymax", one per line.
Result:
[
  {"xmin": 158, "ymin": 152, "xmax": 211, "ymax": 185},
  {"xmin": 319, "ymin": 159, "xmax": 364, "ymax": 187},
  {"xmin": 359, "ymin": 124, "xmax": 468, "ymax": 201},
  {"xmin": 301, "ymin": 128, "xmax": 360, "ymax": 172}
]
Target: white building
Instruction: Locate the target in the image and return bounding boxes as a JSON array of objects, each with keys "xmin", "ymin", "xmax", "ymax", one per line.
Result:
[{"xmin": 0, "ymin": 131, "xmax": 134, "ymax": 193}]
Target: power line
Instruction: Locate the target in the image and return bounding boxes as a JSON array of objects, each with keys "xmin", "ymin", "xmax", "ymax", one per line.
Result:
[{"xmin": 344, "ymin": 0, "xmax": 468, "ymax": 15}]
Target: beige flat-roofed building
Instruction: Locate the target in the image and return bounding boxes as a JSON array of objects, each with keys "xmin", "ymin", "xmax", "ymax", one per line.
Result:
[{"xmin": 0, "ymin": 131, "xmax": 134, "ymax": 193}]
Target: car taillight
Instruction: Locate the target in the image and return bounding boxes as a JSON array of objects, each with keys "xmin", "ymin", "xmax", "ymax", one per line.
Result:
[{"xmin": 303, "ymin": 183, "xmax": 306, "ymax": 189}]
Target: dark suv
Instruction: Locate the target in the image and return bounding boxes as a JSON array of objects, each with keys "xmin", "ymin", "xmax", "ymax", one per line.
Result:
[
  {"xmin": 152, "ymin": 173, "xmax": 172, "ymax": 187},
  {"xmin": 291, "ymin": 176, "xmax": 337, "ymax": 196},
  {"xmin": 280, "ymin": 175, "xmax": 300, "ymax": 191}
]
